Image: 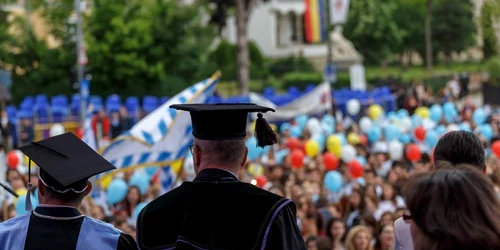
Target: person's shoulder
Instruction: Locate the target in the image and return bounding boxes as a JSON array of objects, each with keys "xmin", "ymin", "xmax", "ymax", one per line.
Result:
[
  {"xmin": 0, "ymin": 213, "xmax": 31, "ymax": 232},
  {"xmin": 84, "ymin": 216, "xmax": 122, "ymax": 234},
  {"xmin": 142, "ymin": 183, "xmax": 187, "ymax": 213}
]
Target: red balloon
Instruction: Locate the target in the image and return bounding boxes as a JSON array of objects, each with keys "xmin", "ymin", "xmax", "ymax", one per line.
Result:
[
  {"xmin": 291, "ymin": 149, "xmax": 305, "ymax": 169},
  {"xmin": 406, "ymin": 144, "xmax": 422, "ymax": 162},
  {"xmin": 348, "ymin": 160, "xmax": 364, "ymax": 178},
  {"xmin": 7, "ymin": 151, "xmax": 19, "ymax": 169},
  {"xmin": 360, "ymin": 135, "xmax": 368, "ymax": 145},
  {"xmin": 492, "ymin": 141, "xmax": 500, "ymax": 158},
  {"xmin": 322, "ymin": 152, "xmax": 339, "ymax": 171},
  {"xmin": 76, "ymin": 128, "xmax": 84, "ymax": 139},
  {"xmin": 255, "ymin": 175, "xmax": 268, "ymax": 188},
  {"xmin": 414, "ymin": 127, "xmax": 426, "ymax": 141},
  {"xmin": 286, "ymin": 137, "xmax": 300, "ymax": 150}
]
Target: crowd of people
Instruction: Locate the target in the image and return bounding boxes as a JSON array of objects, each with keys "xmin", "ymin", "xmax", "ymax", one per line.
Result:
[{"xmin": 0, "ymin": 78, "xmax": 499, "ymax": 249}]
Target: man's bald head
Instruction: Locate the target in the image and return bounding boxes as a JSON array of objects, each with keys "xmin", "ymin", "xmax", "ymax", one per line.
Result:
[{"xmin": 434, "ymin": 131, "xmax": 485, "ymax": 170}]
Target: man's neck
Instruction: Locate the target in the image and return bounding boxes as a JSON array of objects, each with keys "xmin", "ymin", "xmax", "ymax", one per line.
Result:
[{"xmin": 40, "ymin": 200, "xmax": 80, "ymax": 208}]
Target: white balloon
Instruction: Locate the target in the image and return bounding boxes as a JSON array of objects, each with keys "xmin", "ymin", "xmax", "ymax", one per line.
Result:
[
  {"xmin": 447, "ymin": 124, "xmax": 460, "ymax": 133},
  {"xmin": 359, "ymin": 116, "xmax": 372, "ymax": 133},
  {"xmin": 347, "ymin": 99, "xmax": 361, "ymax": 116},
  {"xmin": 306, "ymin": 118, "xmax": 322, "ymax": 135},
  {"xmin": 422, "ymin": 118, "xmax": 436, "ymax": 131},
  {"xmin": 400, "ymin": 117, "xmax": 412, "ymax": 133},
  {"xmin": 388, "ymin": 140, "xmax": 404, "ymax": 161},
  {"xmin": 341, "ymin": 145, "xmax": 357, "ymax": 163},
  {"xmin": 49, "ymin": 123, "xmax": 65, "ymax": 137}
]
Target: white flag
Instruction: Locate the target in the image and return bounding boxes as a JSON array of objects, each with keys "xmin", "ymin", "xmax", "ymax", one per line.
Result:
[{"xmin": 330, "ymin": 0, "xmax": 350, "ymax": 25}]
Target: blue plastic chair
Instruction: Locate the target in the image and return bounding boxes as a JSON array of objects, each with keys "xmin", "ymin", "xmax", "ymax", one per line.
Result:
[
  {"xmin": 305, "ymin": 84, "xmax": 316, "ymax": 93},
  {"xmin": 35, "ymin": 94, "xmax": 48, "ymax": 104},
  {"xmin": 142, "ymin": 96, "xmax": 159, "ymax": 114},
  {"xmin": 71, "ymin": 94, "xmax": 81, "ymax": 116},
  {"xmin": 263, "ymin": 87, "xmax": 275, "ymax": 98},
  {"xmin": 33, "ymin": 101, "xmax": 50, "ymax": 124},
  {"xmin": 6, "ymin": 105, "xmax": 17, "ymax": 121},
  {"xmin": 160, "ymin": 97, "xmax": 170, "ymax": 105}
]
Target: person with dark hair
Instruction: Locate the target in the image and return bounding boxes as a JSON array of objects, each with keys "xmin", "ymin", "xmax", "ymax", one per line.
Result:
[
  {"xmin": 404, "ymin": 164, "xmax": 500, "ymax": 250},
  {"xmin": 137, "ymin": 104, "xmax": 306, "ymax": 250},
  {"xmin": 325, "ymin": 218, "xmax": 346, "ymax": 250},
  {"xmin": 373, "ymin": 223, "xmax": 395, "ymax": 250},
  {"xmin": 413, "ymin": 153, "xmax": 431, "ymax": 174},
  {"xmin": 0, "ymin": 133, "xmax": 137, "ymax": 250},
  {"xmin": 394, "ymin": 130, "xmax": 486, "ymax": 250}
]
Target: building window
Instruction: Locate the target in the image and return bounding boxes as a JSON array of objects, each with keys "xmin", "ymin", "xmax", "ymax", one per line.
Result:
[{"xmin": 276, "ymin": 12, "xmax": 305, "ymax": 47}]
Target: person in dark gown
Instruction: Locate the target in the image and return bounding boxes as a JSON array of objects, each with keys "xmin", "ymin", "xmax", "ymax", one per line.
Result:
[
  {"xmin": 136, "ymin": 103, "xmax": 306, "ymax": 250},
  {"xmin": 0, "ymin": 132, "xmax": 138, "ymax": 250}
]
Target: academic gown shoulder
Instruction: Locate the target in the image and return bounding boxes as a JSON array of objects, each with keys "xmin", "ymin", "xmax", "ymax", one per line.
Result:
[{"xmin": 263, "ymin": 201, "xmax": 306, "ymax": 250}]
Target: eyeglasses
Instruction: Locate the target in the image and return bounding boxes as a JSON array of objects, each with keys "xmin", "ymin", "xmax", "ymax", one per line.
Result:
[{"xmin": 190, "ymin": 144, "xmax": 195, "ymax": 155}]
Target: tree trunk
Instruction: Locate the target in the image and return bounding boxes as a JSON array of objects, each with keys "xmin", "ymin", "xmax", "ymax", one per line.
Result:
[
  {"xmin": 425, "ymin": 0, "xmax": 433, "ymax": 71},
  {"xmin": 236, "ymin": 0, "xmax": 250, "ymax": 95}
]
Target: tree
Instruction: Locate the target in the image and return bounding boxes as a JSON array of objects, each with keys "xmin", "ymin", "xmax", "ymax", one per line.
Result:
[
  {"xmin": 343, "ymin": 0, "xmax": 405, "ymax": 65},
  {"xmin": 432, "ymin": 0, "xmax": 476, "ymax": 63},
  {"xmin": 393, "ymin": 0, "xmax": 426, "ymax": 65},
  {"xmin": 425, "ymin": 0, "xmax": 433, "ymax": 70},
  {"xmin": 481, "ymin": 0, "xmax": 500, "ymax": 59}
]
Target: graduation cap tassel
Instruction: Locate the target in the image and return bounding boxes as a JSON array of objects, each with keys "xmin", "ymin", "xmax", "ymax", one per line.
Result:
[
  {"xmin": 255, "ymin": 113, "xmax": 278, "ymax": 148},
  {"xmin": 25, "ymin": 160, "xmax": 33, "ymax": 211}
]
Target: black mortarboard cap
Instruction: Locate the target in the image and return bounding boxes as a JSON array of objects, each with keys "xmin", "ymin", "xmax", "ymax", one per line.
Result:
[
  {"xmin": 170, "ymin": 103, "xmax": 278, "ymax": 147},
  {"xmin": 19, "ymin": 132, "xmax": 116, "ymax": 193}
]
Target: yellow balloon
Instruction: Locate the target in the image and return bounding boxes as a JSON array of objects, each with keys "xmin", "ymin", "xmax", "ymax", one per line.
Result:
[
  {"xmin": 415, "ymin": 106, "xmax": 430, "ymax": 119},
  {"xmin": 99, "ymin": 175, "xmax": 113, "ymax": 190},
  {"xmin": 14, "ymin": 188, "xmax": 27, "ymax": 205},
  {"xmin": 326, "ymin": 135, "xmax": 342, "ymax": 153},
  {"xmin": 347, "ymin": 133, "xmax": 361, "ymax": 145},
  {"xmin": 270, "ymin": 123, "xmax": 278, "ymax": 132},
  {"xmin": 248, "ymin": 163, "xmax": 264, "ymax": 177},
  {"xmin": 368, "ymin": 104, "xmax": 384, "ymax": 120},
  {"xmin": 305, "ymin": 140, "xmax": 320, "ymax": 157}
]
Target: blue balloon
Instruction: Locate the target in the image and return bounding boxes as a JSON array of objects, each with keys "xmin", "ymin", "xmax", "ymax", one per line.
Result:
[
  {"xmin": 129, "ymin": 172, "xmax": 150, "ymax": 195},
  {"xmin": 356, "ymin": 156, "xmax": 367, "ymax": 166},
  {"xmin": 275, "ymin": 149, "xmax": 290, "ymax": 165},
  {"xmin": 321, "ymin": 114, "xmax": 335, "ymax": 127},
  {"xmin": 313, "ymin": 133, "xmax": 326, "ymax": 151},
  {"xmin": 429, "ymin": 105, "xmax": 443, "ymax": 122},
  {"xmin": 473, "ymin": 108, "xmax": 487, "ymax": 125},
  {"xmin": 480, "ymin": 124, "xmax": 494, "ymax": 141},
  {"xmin": 384, "ymin": 124, "xmax": 401, "ymax": 142},
  {"xmin": 294, "ymin": 115, "xmax": 308, "ymax": 130},
  {"xmin": 16, "ymin": 193, "xmax": 39, "ymax": 216},
  {"xmin": 397, "ymin": 109, "xmax": 409, "ymax": 119},
  {"xmin": 459, "ymin": 122, "xmax": 472, "ymax": 132},
  {"xmin": 357, "ymin": 177, "xmax": 366, "ymax": 187},
  {"xmin": 436, "ymin": 125, "xmax": 446, "ymax": 135},
  {"xmin": 425, "ymin": 130, "xmax": 439, "ymax": 148},
  {"xmin": 280, "ymin": 123, "xmax": 292, "ymax": 134},
  {"xmin": 399, "ymin": 133, "xmax": 412, "ymax": 144},
  {"xmin": 324, "ymin": 171, "xmax": 344, "ymax": 193},
  {"xmin": 411, "ymin": 115, "xmax": 423, "ymax": 128},
  {"xmin": 322, "ymin": 123, "xmax": 335, "ymax": 135},
  {"xmin": 335, "ymin": 133, "xmax": 347, "ymax": 145},
  {"xmin": 246, "ymin": 137, "xmax": 262, "ymax": 161},
  {"xmin": 290, "ymin": 126, "xmax": 302, "ymax": 138},
  {"xmin": 443, "ymin": 102, "xmax": 458, "ymax": 123},
  {"xmin": 387, "ymin": 112, "xmax": 398, "ymax": 122},
  {"xmin": 133, "ymin": 202, "xmax": 148, "ymax": 220},
  {"xmin": 368, "ymin": 126, "xmax": 382, "ymax": 142},
  {"xmin": 106, "ymin": 179, "xmax": 128, "ymax": 205}
]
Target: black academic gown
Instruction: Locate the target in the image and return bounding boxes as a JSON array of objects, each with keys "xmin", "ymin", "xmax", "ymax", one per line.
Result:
[
  {"xmin": 0, "ymin": 205, "xmax": 137, "ymax": 250},
  {"xmin": 137, "ymin": 168, "xmax": 306, "ymax": 250}
]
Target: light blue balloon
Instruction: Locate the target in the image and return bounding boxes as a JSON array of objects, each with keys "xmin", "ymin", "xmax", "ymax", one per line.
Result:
[
  {"xmin": 335, "ymin": 133, "xmax": 347, "ymax": 145},
  {"xmin": 429, "ymin": 105, "xmax": 443, "ymax": 122},
  {"xmin": 321, "ymin": 114, "xmax": 335, "ymax": 127},
  {"xmin": 313, "ymin": 133, "xmax": 326, "ymax": 151},
  {"xmin": 397, "ymin": 109, "xmax": 409, "ymax": 119},
  {"xmin": 425, "ymin": 130, "xmax": 439, "ymax": 148},
  {"xmin": 357, "ymin": 177, "xmax": 366, "ymax": 187},
  {"xmin": 356, "ymin": 156, "xmax": 367, "ymax": 166},
  {"xmin": 322, "ymin": 123, "xmax": 335, "ymax": 135},
  {"xmin": 473, "ymin": 108, "xmax": 486, "ymax": 125},
  {"xmin": 133, "ymin": 202, "xmax": 148, "ymax": 220},
  {"xmin": 443, "ymin": 102, "xmax": 458, "ymax": 123},
  {"xmin": 246, "ymin": 137, "xmax": 261, "ymax": 161},
  {"xmin": 387, "ymin": 112, "xmax": 398, "ymax": 122},
  {"xmin": 129, "ymin": 172, "xmax": 150, "ymax": 195},
  {"xmin": 384, "ymin": 124, "xmax": 401, "ymax": 142},
  {"xmin": 294, "ymin": 115, "xmax": 308, "ymax": 130},
  {"xmin": 324, "ymin": 171, "xmax": 344, "ymax": 193},
  {"xmin": 480, "ymin": 124, "xmax": 494, "ymax": 141},
  {"xmin": 399, "ymin": 133, "xmax": 412, "ymax": 144},
  {"xmin": 16, "ymin": 193, "xmax": 39, "ymax": 216},
  {"xmin": 106, "ymin": 179, "xmax": 128, "ymax": 205},
  {"xmin": 280, "ymin": 123, "xmax": 292, "ymax": 134},
  {"xmin": 459, "ymin": 122, "xmax": 472, "ymax": 132},
  {"xmin": 275, "ymin": 149, "xmax": 290, "ymax": 165},
  {"xmin": 436, "ymin": 125, "xmax": 446, "ymax": 135},
  {"xmin": 290, "ymin": 126, "xmax": 302, "ymax": 138},
  {"xmin": 411, "ymin": 115, "xmax": 423, "ymax": 128},
  {"xmin": 368, "ymin": 126, "xmax": 382, "ymax": 142}
]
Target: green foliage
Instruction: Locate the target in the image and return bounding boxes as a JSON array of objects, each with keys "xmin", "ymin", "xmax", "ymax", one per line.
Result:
[
  {"xmin": 393, "ymin": 0, "xmax": 426, "ymax": 55},
  {"xmin": 481, "ymin": 0, "xmax": 500, "ymax": 59},
  {"xmin": 268, "ymin": 55, "xmax": 315, "ymax": 77},
  {"xmin": 486, "ymin": 56, "xmax": 500, "ymax": 85},
  {"xmin": 282, "ymin": 72, "xmax": 322, "ymax": 90}
]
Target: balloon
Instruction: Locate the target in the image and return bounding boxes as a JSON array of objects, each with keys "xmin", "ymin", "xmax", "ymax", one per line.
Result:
[
  {"xmin": 313, "ymin": 133, "xmax": 326, "ymax": 151},
  {"xmin": 106, "ymin": 179, "xmax": 128, "ymax": 205},
  {"xmin": 368, "ymin": 104, "xmax": 384, "ymax": 120},
  {"xmin": 356, "ymin": 156, "xmax": 367, "ymax": 166},
  {"xmin": 367, "ymin": 126, "xmax": 382, "ymax": 142},
  {"xmin": 459, "ymin": 122, "xmax": 472, "ymax": 132},
  {"xmin": 290, "ymin": 150, "xmax": 305, "ymax": 169},
  {"xmin": 473, "ymin": 108, "xmax": 487, "ymax": 125},
  {"xmin": 49, "ymin": 123, "xmax": 65, "ymax": 137},
  {"xmin": 492, "ymin": 141, "xmax": 500, "ymax": 158},
  {"xmin": 480, "ymin": 124, "xmax": 494, "ymax": 141},
  {"xmin": 397, "ymin": 109, "xmax": 409, "ymax": 119},
  {"xmin": 429, "ymin": 105, "xmax": 443, "ymax": 122},
  {"xmin": 347, "ymin": 133, "xmax": 361, "ymax": 145},
  {"xmin": 294, "ymin": 115, "xmax": 308, "ymax": 130},
  {"xmin": 275, "ymin": 149, "xmax": 289, "ymax": 165},
  {"xmin": 406, "ymin": 144, "xmax": 422, "ymax": 162},
  {"xmin": 415, "ymin": 106, "xmax": 430, "ymax": 119},
  {"xmin": 133, "ymin": 202, "xmax": 148, "ymax": 220},
  {"xmin": 321, "ymin": 114, "xmax": 336, "ymax": 128},
  {"xmin": 255, "ymin": 175, "xmax": 268, "ymax": 188},
  {"xmin": 360, "ymin": 135, "xmax": 368, "ymax": 145},
  {"xmin": 129, "ymin": 172, "xmax": 150, "ymax": 195},
  {"xmin": 290, "ymin": 126, "xmax": 302, "ymax": 138},
  {"xmin": 384, "ymin": 124, "xmax": 401, "ymax": 142},
  {"xmin": 76, "ymin": 128, "xmax": 84, "ymax": 139},
  {"xmin": 436, "ymin": 125, "xmax": 446, "ymax": 135},
  {"xmin": 286, "ymin": 137, "xmax": 300, "ymax": 150},
  {"xmin": 425, "ymin": 130, "xmax": 439, "ymax": 148},
  {"xmin": 322, "ymin": 152, "xmax": 338, "ymax": 171},
  {"xmin": 306, "ymin": 118, "xmax": 322, "ymax": 135},
  {"xmin": 414, "ymin": 126, "xmax": 426, "ymax": 141},
  {"xmin": 335, "ymin": 133, "xmax": 347, "ymax": 145},
  {"xmin": 246, "ymin": 137, "xmax": 266, "ymax": 161},
  {"xmin": 411, "ymin": 114, "xmax": 423, "ymax": 128},
  {"xmin": 348, "ymin": 160, "xmax": 364, "ymax": 178},
  {"xmin": 422, "ymin": 118, "xmax": 436, "ymax": 131},
  {"xmin": 443, "ymin": 102, "xmax": 458, "ymax": 123},
  {"xmin": 270, "ymin": 124, "xmax": 278, "ymax": 132},
  {"xmin": 359, "ymin": 117, "xmax": 372, "ymax": 133},
  {"xmin": 347, "ymin": 99, "xmax": 361, "ymax": 116},
  {"xmin": 280, "ymin": 123, "xmax": 292, "ymax": 134},
  {"xmin": 447, "ymin": 124, "xmax": 460, "ymax": 133},
  {"xmin": 305, "ymin": 140, "xmax": 320, "ymax": 157},
  {"xmin": 400, "ymin": 117, "xmax": 412, "ymax": 133},
  {"xmin": 389, "ymin": 140, "xmax": 404, "ymax": 160},
  {"xmin": 341, "ymin": 145, "xmax": 357, "ymax": 163},
  {"xmin": 15, "ymin": 193, "xmax": 39, "ymax": 215},
  {"xmin": 326, "ymin": 135, "xmax": 342, "ymax": 155},
  {"xmin": 399, "ymin": 133, "xmax": 412, "ymax": 144},
  {"xmin": 7, "ymin": 151, "xmax": 19, "ymax": 169},
  {"xmin": 324, "ymin": 171, "xmax": 343, "ymax": 193},
  {"xmin": 387, "ymin": 112, "xmax": 398, "ymax": 123}
]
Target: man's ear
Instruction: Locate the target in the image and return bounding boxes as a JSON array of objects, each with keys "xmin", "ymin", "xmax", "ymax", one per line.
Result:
[
  {"xmin": 194, "ymin": 145, "xmax": 201, "ymax": 167},
  {"xmin": 240, "ymin": 147, "xmax": 248, "ymax": 167},
  {"xmin": 84, "ymin": 181, "xmax": 93, "ymax": 196},
  {"xmin": 38, "ymin": 179, "xmax": 45, "ymax": 197}
]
